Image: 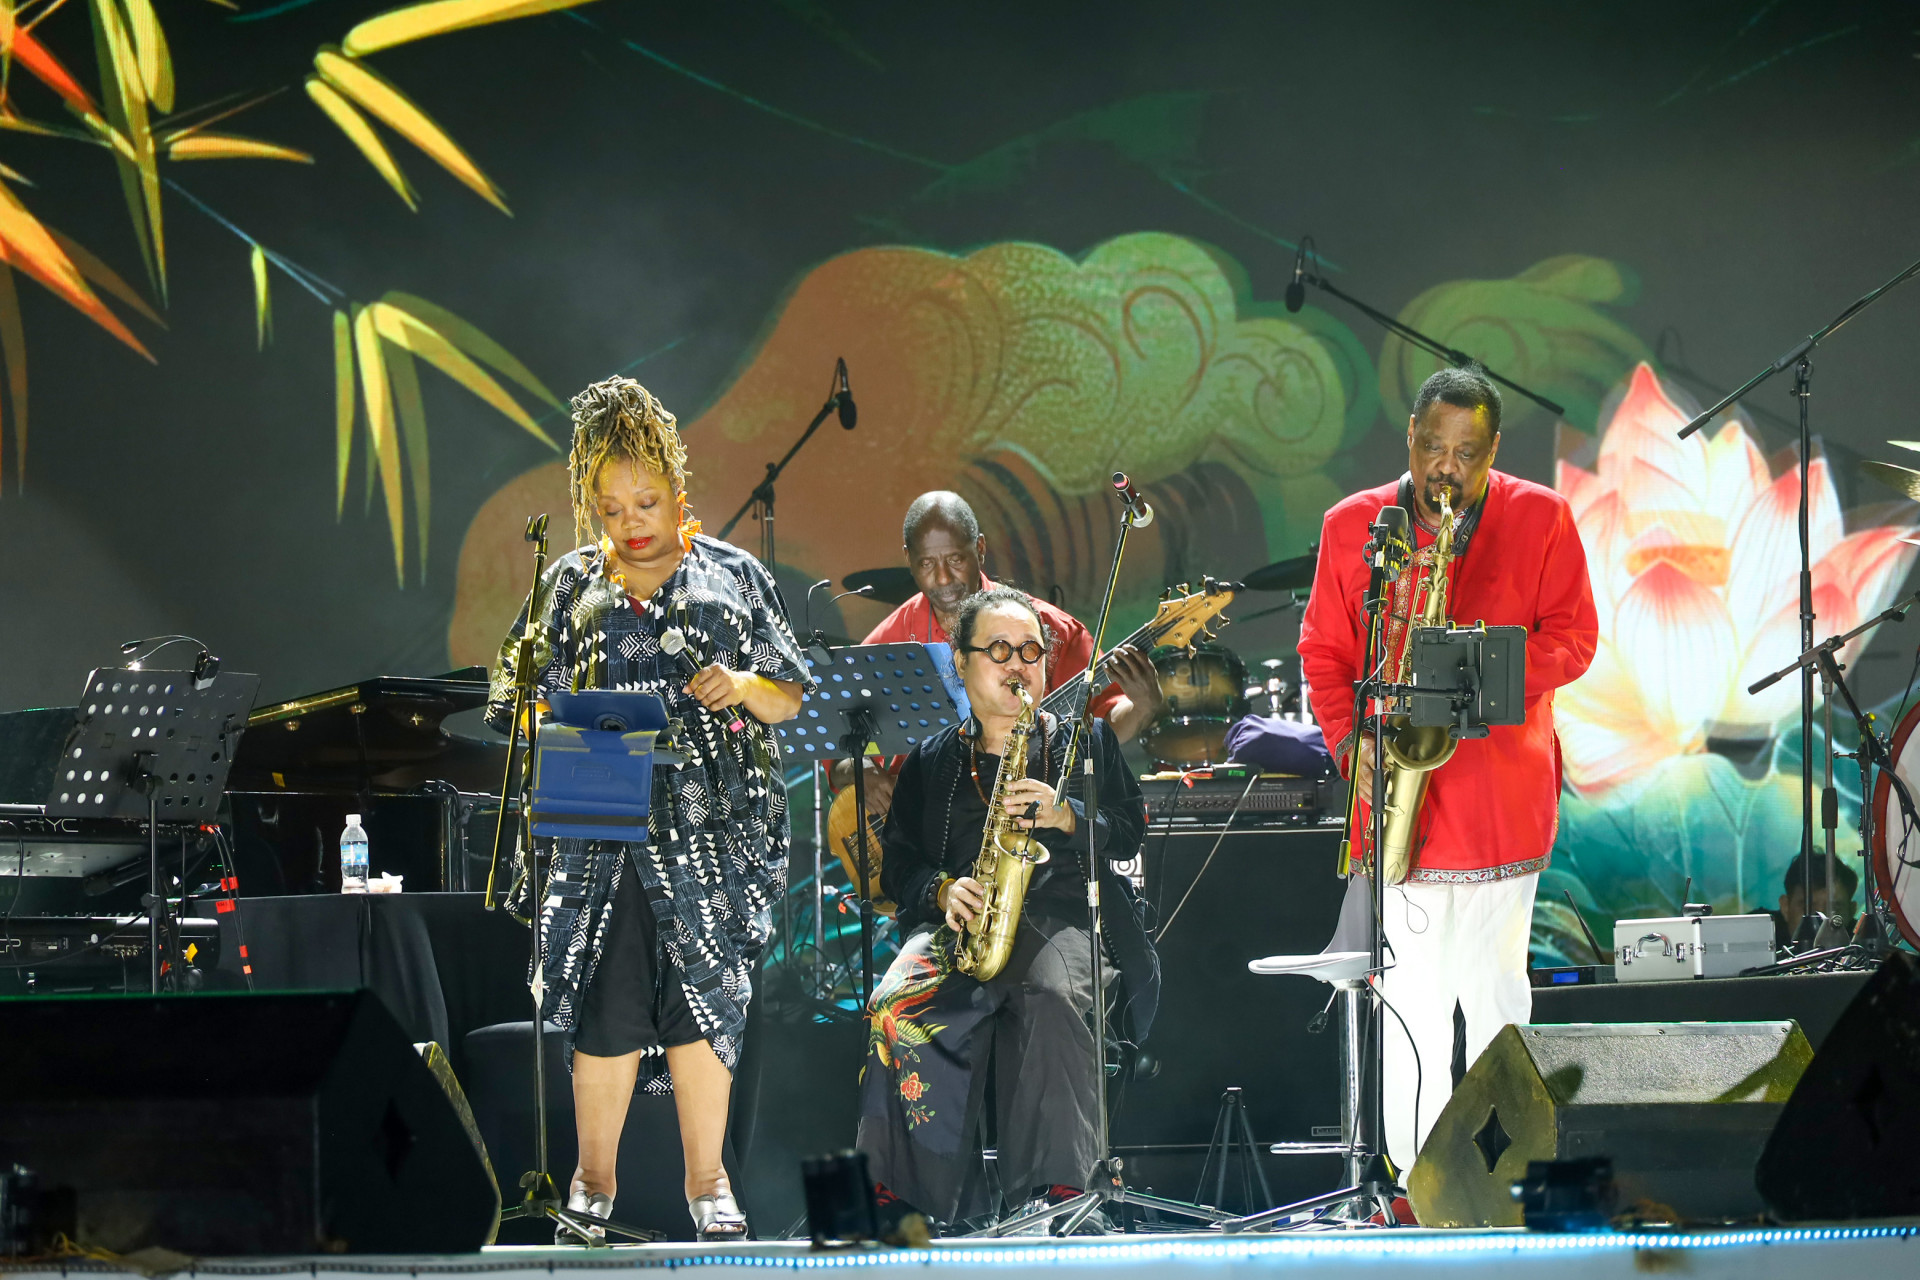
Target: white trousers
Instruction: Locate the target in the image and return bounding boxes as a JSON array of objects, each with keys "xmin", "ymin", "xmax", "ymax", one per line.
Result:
[{"xmin": 1378, "ymin": 872, "xmax": 1538, "ymax": 1176}]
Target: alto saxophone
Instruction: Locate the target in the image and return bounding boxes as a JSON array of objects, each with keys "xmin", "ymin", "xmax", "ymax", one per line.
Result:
[
  {"xmin": 1376, "ymin": 489, "xmax": 1460, "ymax": 885},
  {"xmin": 953, "ymin": 681, "xmax": 1049, "ymax": 982}
]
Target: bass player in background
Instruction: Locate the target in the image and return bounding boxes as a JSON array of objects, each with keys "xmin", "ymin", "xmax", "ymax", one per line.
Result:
[
  {"xmin": 1297, "ymin": 366, "xmax": 1598, "ymax": 1188},
  {"xmin": 854, "ymin": 586, "xmax": 1156, "ymax": 1233}
]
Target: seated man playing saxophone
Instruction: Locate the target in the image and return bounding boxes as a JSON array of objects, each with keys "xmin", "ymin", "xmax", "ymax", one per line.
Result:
[{"xmin": 854, "ymin": 586, "xmax": 1157, "ymax": 1232}]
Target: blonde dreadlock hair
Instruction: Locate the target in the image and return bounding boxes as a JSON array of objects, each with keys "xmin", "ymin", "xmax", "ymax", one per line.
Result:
[{"xmin": 566, "ymin": 376, "xmax": 691, "ymax": 551}]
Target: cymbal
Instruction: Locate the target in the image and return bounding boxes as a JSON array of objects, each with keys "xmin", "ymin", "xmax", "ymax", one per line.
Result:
[
  {"xmin": 1862, "ymin": 459, "xmax": 1920, "ymax": 503},
  {"xmin": 1241, "ymin": 554, "xmax": 1315, "ymax": 593},
  {"xmin": 842, "ymin": 567, "xmax": 918, "ymax": 606}
]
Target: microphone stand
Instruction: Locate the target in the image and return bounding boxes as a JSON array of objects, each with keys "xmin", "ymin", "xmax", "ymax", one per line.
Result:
[
  {"xmin": 1676, "ymin": 249, "xmax": 1920, "ymax": 929},
  {"xmin": 1293, "ymin": 252, "xmax": 1565, "ymax": 418},
  {"xmin": 978, "ymin": 494, "xmax": 1229, "ymax": 1236},
  {"xmin": 716, "ymin": 359, "xmax": 854, "ymax": 572},
  {"xmin": 1749, "ymin": 589, "xmax": 1920, "ymax": 957},
  {"xmin": 1219, "ymin": 518, "xmax": 1407, "ymax": 1233}
]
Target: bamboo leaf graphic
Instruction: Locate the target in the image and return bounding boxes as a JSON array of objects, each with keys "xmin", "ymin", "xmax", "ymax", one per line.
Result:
[
  {"xmin": 0, "ymin": 8, "xmax": 106, "ymax": 121},
  {"xmin": 120, "ymin": 0, "xmax": 174, "ymax": 114},
  {"xmin": 48, "ymin": 228, "xmax": 164, "ymax": 329},
  {"xmin": 0, "ymin": 180, "xmax": 153, "ymax": 358},
  {"xmin": 381, "ymin": 289, "xmax": 561, "ymax": 409},
  {"xmin": 384, "ymin": 341, "xmax": 432, "ymax": 578},
  {"xmin": 353, "ymin": 304, "xmax": 406, "ymax": 584},
  {"xmin": 343, "ymin": 0, "xmax": 599, "ymax": 57},
  {"xmin": 250, "ymin": 243, "xmax": 270, "ymax": 348},
  {"xmin": 370, "ymin": 300, "xmax": 556, "ymax": 447},
  {"xmin": 166, "ymin": 133, "xmax": 314, "ymax": 163},
  {"xmin": 0, "ymin": 263, "xmax": 23, "ymax": 491},
  {"xmin": 88, "ymin": 0, "xmax": 165, "ymax": 300},
  {"xmin": 313, "ymin": 48, "xmax": 509, "ymax": 214},
  {"xmin": 305, "ymin": 75, "xmax": 417, "ymax": 209},
  {"xmin": 333, "ymin": 309, "xmax": 356, "ymax": 518}
]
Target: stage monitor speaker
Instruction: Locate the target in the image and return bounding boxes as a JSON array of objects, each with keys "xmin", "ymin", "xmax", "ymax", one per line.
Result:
[
  {"xmin": 1757, "ymin": 949, "xmax": 1920, "ymax": 1222},
  {"xmin": 0, "ymin": 990, "xmax": 498, "ymax": 1255},
  {"xmin": 1407, "ymin": 1020, "xmax": 1812, "ymax": 1227}
]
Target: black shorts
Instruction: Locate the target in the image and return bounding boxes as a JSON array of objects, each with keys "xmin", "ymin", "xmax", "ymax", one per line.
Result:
[{"xmin": 572, "ymin": 854, "xmax": 702, "ymax": 1058}]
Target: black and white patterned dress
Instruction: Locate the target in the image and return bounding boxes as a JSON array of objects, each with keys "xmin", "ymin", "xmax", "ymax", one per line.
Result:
[{"xmin": 486, "ymin": 534, "xmax": 813, "ymax": 1092}]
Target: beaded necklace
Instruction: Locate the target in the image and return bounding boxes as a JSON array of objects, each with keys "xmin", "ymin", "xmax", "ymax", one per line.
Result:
[{"xmin": 966, "ymin": 712, "xmax": 1054, "ymax": 805}]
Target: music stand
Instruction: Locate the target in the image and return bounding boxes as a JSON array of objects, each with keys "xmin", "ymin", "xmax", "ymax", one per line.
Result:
[
  {"xmin": 774, "ymin": 642, "xmax": 966, "ymax": 1007},
  {"xmin": 45, "ymin": 665, "xmax": 258, "ymax": 994},
  {"xmin": 499, "ymin": 688, "xmax": 670, "ymax": 1246}
]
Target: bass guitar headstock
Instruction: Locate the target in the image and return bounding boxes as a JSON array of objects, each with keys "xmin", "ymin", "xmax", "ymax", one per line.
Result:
[{"xmin": 1150, "ymin": 575, "xmax": 1239, "ymax": 654}]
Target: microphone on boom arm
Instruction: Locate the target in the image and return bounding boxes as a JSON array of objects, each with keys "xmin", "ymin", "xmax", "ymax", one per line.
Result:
[
  {"xmin": 1111, "ymin": 472, "xmax": 1155, "ymax": 528},
  {"xmin": 1364, "ymin": 505, "xmax": 1411, "ymax": 612},
  {"xmin": 1285, "ymin": 240, "xmax": 1309, "ymax": 314},
  {"xmin": 833, "ymin": 358, "xmax": 857, "ymax": 430}
]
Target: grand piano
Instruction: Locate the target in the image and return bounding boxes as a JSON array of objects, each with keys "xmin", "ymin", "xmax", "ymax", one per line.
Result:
[{"xmin": 224, "ymin": 667, "xmax": 513, "ymax": 895}]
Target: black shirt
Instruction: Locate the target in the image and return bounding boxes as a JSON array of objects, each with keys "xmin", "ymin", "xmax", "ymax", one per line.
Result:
[{"xmin": 880, "ymin": 714, "xmax": 1146, "ymax": 935}]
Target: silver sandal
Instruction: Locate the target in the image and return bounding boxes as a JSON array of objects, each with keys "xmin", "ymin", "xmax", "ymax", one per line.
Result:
[
  {"xmin": 688, "ymin": 1189, "xmax": 748, "ymax": 1241},
  {"xmin": 556, "ymin": 1188, "xmax": 613, "ymax": 1245}
]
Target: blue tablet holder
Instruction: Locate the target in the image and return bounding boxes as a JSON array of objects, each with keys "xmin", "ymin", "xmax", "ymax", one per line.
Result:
[{"xmin": 530, "ymin": 689, "xmax": 671, "ymax": 842}]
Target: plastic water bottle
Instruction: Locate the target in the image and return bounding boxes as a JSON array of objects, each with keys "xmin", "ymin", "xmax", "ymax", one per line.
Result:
[{"xmin": 340, "ymin": 814, "xmax": 369, "ymax": 893}]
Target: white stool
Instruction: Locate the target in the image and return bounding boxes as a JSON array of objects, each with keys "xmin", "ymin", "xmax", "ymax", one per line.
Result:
[{"xmin": 1247, "ymin": 951, "xmax": 1369, "ymax": 1189}]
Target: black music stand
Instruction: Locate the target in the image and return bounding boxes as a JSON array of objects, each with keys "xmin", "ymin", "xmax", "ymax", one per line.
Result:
[
  {"xmin": 774, "ymin": 642, "xmax": 965, "ymax": 1007},
  {"xmin": 45, "ymin": 665, "xmax": 258, "ymax": 994},
  {"xmin": 499, "ymin": 688, "xmax": 672, "ymax": 1246}
]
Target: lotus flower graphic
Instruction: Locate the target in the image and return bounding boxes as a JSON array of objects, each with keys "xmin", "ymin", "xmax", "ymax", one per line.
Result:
[{"xmin": 1553, "ymin": 363, "xmax": 1918, "ymax": 797}]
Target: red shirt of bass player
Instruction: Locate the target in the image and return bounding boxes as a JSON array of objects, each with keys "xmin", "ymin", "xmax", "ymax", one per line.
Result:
[{"xmin": 1298, "ymin": 415, "xmax": 1598, "ymax": 882}]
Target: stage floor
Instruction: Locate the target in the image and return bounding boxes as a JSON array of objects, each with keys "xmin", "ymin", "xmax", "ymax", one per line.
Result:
[{"xmin": 6, "ymin": 1228, "xmax": 1915, "ymax": 1280}]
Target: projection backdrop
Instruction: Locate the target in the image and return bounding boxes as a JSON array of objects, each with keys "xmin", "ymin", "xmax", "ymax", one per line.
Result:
[{"xmin": 3, "ymin": 0, "xmax": 1919, "ymax": 961}]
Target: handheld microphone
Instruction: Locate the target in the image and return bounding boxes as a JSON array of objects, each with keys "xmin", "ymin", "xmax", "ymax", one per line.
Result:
[
  {"xmin": 1110, "ymin": 472, "xmax": 1155, "ymax": 528},
  {"xmin": 833, "ymin": 357, "xmax": 857, "ymax": 430},
  {"xmin": 1285, "ymin": 241, "xmax": 1307, "ymax": 313},
  {"xmin": 662, "ymin": 627, "xmax": 744, "ymax": 733}
]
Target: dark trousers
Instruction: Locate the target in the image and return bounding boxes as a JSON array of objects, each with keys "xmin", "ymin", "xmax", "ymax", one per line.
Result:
[{"xmin": 856, "ymin": 915, "xmax": 1098, "ymax": 1223}]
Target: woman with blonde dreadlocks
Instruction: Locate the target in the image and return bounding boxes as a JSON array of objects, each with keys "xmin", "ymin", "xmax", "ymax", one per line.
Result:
[{"xmin": 486, "ymin": 377, "xmax": 812, "ymax": 1241}]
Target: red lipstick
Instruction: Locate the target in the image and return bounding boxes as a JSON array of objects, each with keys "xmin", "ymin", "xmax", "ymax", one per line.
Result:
[{"xmin": 626, "ymin": 537, "xmax": 651, "ymax": 550}]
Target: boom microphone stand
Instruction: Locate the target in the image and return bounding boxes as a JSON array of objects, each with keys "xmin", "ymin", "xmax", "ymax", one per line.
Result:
[
  {"xmin": 1676, "ymin": 249, "xmax": 1920, "ymax": 923},
  {"xmin": 978, "ymin": 474, "xmax": 1229, "ymax": 1236},
  {"xmin": 1287, "ymin": 238, "xmax": 1566, "ymax": 418},
  {"xmin": 716, "ymin": 358, "xmax": 857, "ymax": 573}
]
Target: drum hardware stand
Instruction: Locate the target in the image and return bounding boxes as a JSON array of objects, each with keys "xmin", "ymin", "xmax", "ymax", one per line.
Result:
[
  {"xmin": 976, "ymin": 474, "xmax": 1230, "ymax": 1238},
  {"xmin": 716, "ymin": 358, "xmax": 856, "ymax": 574},
  {"xmin": 1677, "ymin": 249, "xmax": 1920, "ymax": 927},
  {"xmin": 1193, "ymin": 1088, "xmax": 1274, "ymax": 1217},
  {"xmin": 1750, "ymin": 590, "xmax": 1920, "ymax": 960}
]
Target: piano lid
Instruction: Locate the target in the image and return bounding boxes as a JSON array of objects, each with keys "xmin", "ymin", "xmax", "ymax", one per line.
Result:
[{"xmin": 227, "ymin": 668, "xmax": 505, "ymax": 795}]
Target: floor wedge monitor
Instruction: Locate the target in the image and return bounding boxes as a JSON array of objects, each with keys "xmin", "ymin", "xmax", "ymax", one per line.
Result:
[
  {"xmin": 1407, "ymin": 1021, "xmax": 1812, "ymax": 1227},
  {"xmin": 0, "ymin": 990, "xmax": 498, "ymax": 1255},
  {"xmin": 1757, "ymin": 949, "xmax": 1920, "ymax": 1222}
]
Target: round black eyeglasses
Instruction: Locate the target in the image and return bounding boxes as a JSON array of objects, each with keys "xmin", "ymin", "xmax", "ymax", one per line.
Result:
[{"xmin": 961, "ymin": 639, "xmax": 1046, "ymax": 665}]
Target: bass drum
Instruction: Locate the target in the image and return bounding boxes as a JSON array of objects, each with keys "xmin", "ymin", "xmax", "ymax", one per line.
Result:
[
  {"xmin": 1871, "ymin": 700, "xmax": 1920, "ymax": 949},
  {"xmin": 1140, "ymin": 643, "xmax": 1251, "ymax": 770}
]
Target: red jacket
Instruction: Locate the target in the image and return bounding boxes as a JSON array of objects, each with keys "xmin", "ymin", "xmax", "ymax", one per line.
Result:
[{"xmin": 1298, "ymin": 471, "xmax": 1598, "ymax": 880}]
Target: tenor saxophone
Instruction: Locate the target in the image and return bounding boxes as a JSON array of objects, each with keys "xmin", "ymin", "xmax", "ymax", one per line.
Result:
[
  {"xmin": 1376, "ymin": 489, "xmax": 1460, "ymax": 885},
  {"xmin": 953, "ymin": 681, "xmax": 1050, "ymax": 982}
]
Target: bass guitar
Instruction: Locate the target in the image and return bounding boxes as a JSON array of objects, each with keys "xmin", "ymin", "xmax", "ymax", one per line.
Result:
[{"xmin": 824, "ymin": 577, "xmax": 1238, "ymax": 911}]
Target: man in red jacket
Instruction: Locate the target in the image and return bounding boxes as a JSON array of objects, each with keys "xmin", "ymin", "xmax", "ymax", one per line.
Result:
[{"xmin": 1298, "ymin": 366, "xmax": 1598, "ymax": 1180}]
